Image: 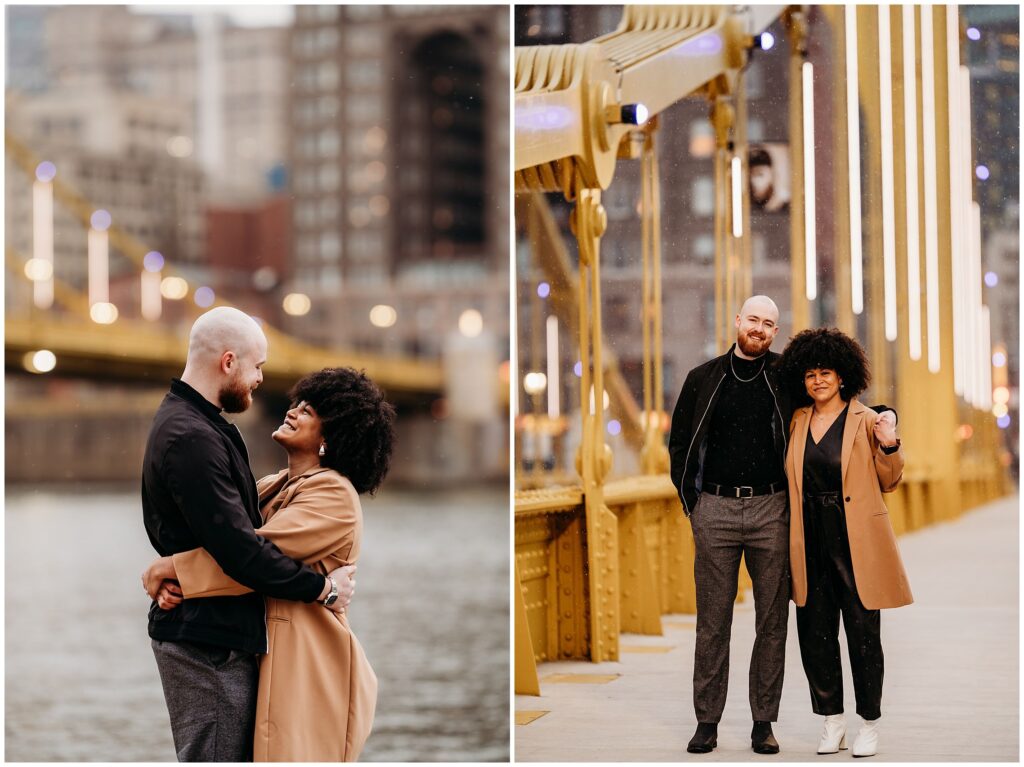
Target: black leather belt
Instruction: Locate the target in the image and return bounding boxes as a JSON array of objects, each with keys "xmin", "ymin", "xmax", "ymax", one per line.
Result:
[{"xmin": 704, "ymin": 481, "xmax": 786, "ymax": 499}]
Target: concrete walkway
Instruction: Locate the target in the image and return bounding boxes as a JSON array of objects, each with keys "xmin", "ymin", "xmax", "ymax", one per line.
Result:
[{"xmin": 515, "ymin": 495, "xmax": 1019, "ymax": 762}]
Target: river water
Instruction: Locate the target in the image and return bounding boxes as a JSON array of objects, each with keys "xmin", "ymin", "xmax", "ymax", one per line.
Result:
[{"xmin": 5, "ymin": 485, "xmax": 510, "ymax": 762}]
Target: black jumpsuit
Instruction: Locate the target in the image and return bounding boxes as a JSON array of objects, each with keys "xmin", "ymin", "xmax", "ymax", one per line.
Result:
[{"xmin": 797, "ymin": 404, "xmax": 883, "ymax": 721}]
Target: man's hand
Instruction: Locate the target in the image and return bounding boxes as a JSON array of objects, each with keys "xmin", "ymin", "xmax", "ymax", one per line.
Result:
[
  {"xmin": 321, "ymin": 564, "xmax": 357, "ymax": 614},
  {"xmin": 156, "ymin": 581, "xmax": 183, "ymax": 611},
  {"xmin": 142, "ymin": 556, "xmax": 177, "ymax": 599}
]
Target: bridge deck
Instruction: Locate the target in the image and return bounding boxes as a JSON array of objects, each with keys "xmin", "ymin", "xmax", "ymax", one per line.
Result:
[{"xmin": 515, "ymin": 494, "xmax": 1019, "ymax": 762}]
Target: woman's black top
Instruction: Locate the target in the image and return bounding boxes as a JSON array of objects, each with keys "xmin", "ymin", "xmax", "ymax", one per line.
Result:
[{"xmin": 803, "ymin": 404, "xmax": 848, "ymax": 494}]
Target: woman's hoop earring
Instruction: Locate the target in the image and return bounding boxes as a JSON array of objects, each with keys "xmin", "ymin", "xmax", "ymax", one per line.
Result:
[{"xmin": 319, "ymin": 444, "xmax": 326, "ymax": 458}]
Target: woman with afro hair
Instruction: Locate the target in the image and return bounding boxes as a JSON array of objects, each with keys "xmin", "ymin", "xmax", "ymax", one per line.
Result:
[
  {"xmin": 776, "ymin": 328, "xmax": 913, "ymax": 758},
  {"xmin": 144, "ymin": 367, "xmax": 396, "ymax": 761}
]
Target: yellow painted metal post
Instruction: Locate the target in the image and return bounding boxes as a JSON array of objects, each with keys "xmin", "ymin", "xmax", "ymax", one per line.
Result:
[
  {"xmin": 618, "ymin": 503, "xmax": 663, "ymax": 635},
  {"xmin": 514, "ymin": 559, "xmax": 541, "ymax": 695},
  {"xmin": 572, "ymin": 186, "xmax": 620, "ymax": 662},
  {"xmin": 826, "ymin": 6, "xmax": 855, "ymax": 336},
  {"xmin": 928, "ymin": 5, "xmax": 964, "ymax": 521}
]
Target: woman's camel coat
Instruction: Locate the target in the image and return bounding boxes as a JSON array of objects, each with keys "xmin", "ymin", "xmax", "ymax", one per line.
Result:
[
  {"xmin": 171, "ymin": 467, "xmax": 377, "ymax": 762},
  {"xmin": 787, "ymin": 398, "xmax": 914, "ymax": 610}
]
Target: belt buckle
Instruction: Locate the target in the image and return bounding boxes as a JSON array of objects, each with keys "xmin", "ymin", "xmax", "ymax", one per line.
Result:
[{"xmin": 737, "ymin": 485, "xmax": 754, "ymax": 498}]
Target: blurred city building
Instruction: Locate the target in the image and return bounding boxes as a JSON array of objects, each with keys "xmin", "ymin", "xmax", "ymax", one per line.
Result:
[{"xmin": 5, "ymin": 5, "xmax": 510, "ymax": 487}]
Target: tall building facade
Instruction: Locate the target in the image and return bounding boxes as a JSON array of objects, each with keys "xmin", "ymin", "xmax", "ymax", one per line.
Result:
[{"xmin": 287, "ymin": 5, "xmax": 510, "ymax": 358}]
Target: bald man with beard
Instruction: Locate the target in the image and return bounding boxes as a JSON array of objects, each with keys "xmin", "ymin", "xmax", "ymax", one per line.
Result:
[
  {"xmin": 669, "ymin": 296, "xmax": 790, "ymax": 756},
  {"xmin": 141, "ymin": 307, "xmax": 354, "ymax": 762}
]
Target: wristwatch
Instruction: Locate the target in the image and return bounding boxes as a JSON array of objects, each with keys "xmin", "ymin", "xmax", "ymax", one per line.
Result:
[{"xmin": 321, "ymin": 575, "xmax": 338, "ymax": 607}]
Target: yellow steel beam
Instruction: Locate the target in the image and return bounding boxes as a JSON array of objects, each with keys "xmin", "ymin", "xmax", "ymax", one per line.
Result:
[
  {"xmin": 5, "ymin": 316, "xmax": 443, "ymax": 395},
  {"xmin": 515, "ymin": 5, "xmax": 785, "ymax": 192},
  {"xmin": 518, "ymin": 192, "xmax": 645, "ymax": 451}
]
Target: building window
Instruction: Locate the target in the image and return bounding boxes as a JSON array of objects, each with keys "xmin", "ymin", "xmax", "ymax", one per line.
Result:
[
  {"xmin": 318, "ymin": 129, "xmax": 339, "ymax": 157},
  {"xmin": 321, "ymin": 232, "xmax": 341, "ymax": 260},
  {"xmin": 394, "ymin": 31, "xmax": 486, "ymax": 273},
  {"xmin": 691, "ymin": 177, "xmax": 714, "ymax": 217},
  {"xmin": 692, "ymin": 233, "xmax": 715, "ymax": 264},
  {"xmin": 318, "ymin": 62, "xmax": 339, "ymax": 90},
  {"xmin": 318, "ymin": 164, "xmax": 339, "ymax": 191},
  {"xmin": 689, "ymin": 120, "xmax": 715, "ymax": 158}
]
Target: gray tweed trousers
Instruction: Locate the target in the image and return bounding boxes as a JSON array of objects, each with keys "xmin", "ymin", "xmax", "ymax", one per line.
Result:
[
  {"xmin": 151, "ymin": 638, "xmax": 258, "ymax": 762},
  {"xmin": 689, "ymin": 490, "xmax": 790, "ymax": 723}
]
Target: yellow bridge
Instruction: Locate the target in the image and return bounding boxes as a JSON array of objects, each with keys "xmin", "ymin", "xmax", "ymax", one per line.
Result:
[
  {"xmin": 514, "ymin": 3, "xmax": 1012, "ymax": 698},
  {"xmin": 4, "ymin": 131, "xmax": 443, "ymax": 399}
]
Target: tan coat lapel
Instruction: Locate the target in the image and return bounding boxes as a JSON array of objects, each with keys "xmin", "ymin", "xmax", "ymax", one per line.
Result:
[
  {"xmin": 790, "ymin": 406, "xmax": 811, "ymax": 497},
  {"xmin": 841, "ymin": 399, "xmax": 868, "ymax": 487}
]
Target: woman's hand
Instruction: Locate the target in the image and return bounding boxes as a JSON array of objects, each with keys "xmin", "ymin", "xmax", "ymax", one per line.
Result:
[
  {"xmin": 156, "ymin": 581, "xmax": 183, "ymax": 611},
  {"xmin": 873, "ymin": 411, "xmax": 898, "ymax": 448},
  {"xmin": 142, "ymin": 555, "xmax": 178, "ymax": 599}
]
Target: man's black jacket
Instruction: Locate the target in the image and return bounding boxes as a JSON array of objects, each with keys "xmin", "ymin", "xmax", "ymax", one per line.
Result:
[
  {"xmin": 668, "ymin": 345, "xmax": 791, "ymax": 517},
  {"xmin": 668, "ymin": 345, "xmax": 895, "ymax": 517},
  {"xmin": 142, "ymin": 379, "xmax": 325, "ymax": 653}
]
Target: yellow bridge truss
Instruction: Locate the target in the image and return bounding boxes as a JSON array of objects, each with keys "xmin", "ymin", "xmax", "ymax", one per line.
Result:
[{"xmin": 513, "ymin": 5, "xmax": 1010, "ymax": 694}]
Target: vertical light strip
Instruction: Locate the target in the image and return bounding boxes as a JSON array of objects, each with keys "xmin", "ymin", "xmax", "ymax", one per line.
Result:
[
  {"xmin": 902, "ymin": 5, "xmax": 922, "ymax": 361},
  {"xmin": 546, "ymin": 314, "xmax": 560, "ymax": 419},
  {"xmin": 87, "ymin": 228, "xmax": 109, "ymax": 306},
  {"xmin": 963, "ymin": 71, "xmax": 978, "ymax": 406},
  {"xmin": 141, "ymin": 270, "xmax": 163, "ymax": 321},
  {"xmin": 947, "ymin": 6, "xmax": 965, "ymax": 395},
  {"xmin": 32, "ymin": 180, "xmax": 54, "ymax": 309},
  {"xmin": 802, "ymin": 60, "xmax": 817, "ymax": 301},
  {"xmin": 980, "ymin": 305, "xmax": 992, "ymax": 410},
  {"xmin": 878, "ymin": 7, "xmax": 898, "ymax": 342},
  {"xmin": 730, "ymin": 155, "xmax": 743, "ymax": 238},
  {"xmin": 920, "ymin": 8, "xmax": 941, "ymax": 373},
  {"xmin": 846, "ymin": 5, "xmax": 864, "ymax": 315},
  {"xmin": 970, "ymin": 201, "xmax": 983, "ymax": 408}
]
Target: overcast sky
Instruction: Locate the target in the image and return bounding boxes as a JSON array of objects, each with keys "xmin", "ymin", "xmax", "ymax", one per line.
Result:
[{"xmin": 129, "ymin": 5, "xmax": 294, "ymax": 27}]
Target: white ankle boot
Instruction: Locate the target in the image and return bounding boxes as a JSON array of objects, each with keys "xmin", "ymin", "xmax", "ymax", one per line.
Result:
[
  {"xmin": 817, "ymin": 713, "xmax": 847, "ymax": 754},
  {"xmin": 852, "ymin": 718, "xmax": 879, "ymax": 758}
]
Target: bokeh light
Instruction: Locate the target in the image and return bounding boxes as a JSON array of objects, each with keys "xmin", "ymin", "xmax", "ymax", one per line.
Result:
[
  {"xmin": 984, "ymin": 271, "xmax": 998, "ymax": 287},
  {"xmin": 997, "ymin": 414, "xmax": 1011, "ymax": 429},
  {"xmin": 35, "ymin": 161, "xmax": 56, "ymax": 182},
  {"xmin": 458, "ymin": 309, "xmax": 483, "ymax": 338},
  {"xmin": 760, "ymin": 31, "xmax": 775, "ymax": 51},
  {"xmin": 993, "ymin": 351, "xmax": 1007, "ymax": 367},
  {"xmin": 160, "ymin": 276, "xmax": 189, "ymax": 300},
  {"xmin": 194, "ymin": 287, "xmax": 215, "ymax": 308},
  {"xmin": 607, "ymin": 419, "xmax": 622, "ymax": 436},
  {"xmin": 167, "ymin": 135, "xmax": 194, "ymax": 158},
  {"xmin": 574, "ymin": 361, "xmax": 583, "ymax": 377},
  {"xmin": 537, "ymin": 282, "xmax": 551, "ymax": 298},
  {"xmin": 90, "ymin": 302, "xmax": 118, "ymax": 324},
  {"xmin": 23, "ymin": 349, "xmax": 57, "ymax": 373},
  {"xmin": 143, "ymin": 251, "xmax": 165, "ymax": 272},
  {"xmin": 966, "ymin": 27, "xmax": 981, "ymax": 41},
  {"xmin": 369, "ymin": 304, "xmax": 397, "ymax": 328},
  {"xmin": 24, "ymin": 258, "xmax": 53, "ymax": 281},
  {"xmin": 993, "ymin": 387, "xmax": 1010, "ymax": 405},
  {"xmin": 283, "ymin": 293, "xmax": 312, "ymax": 316},
  {"xmin": 90, "ymin": 210, "xmax": 112, "ymax": 231},
  {"xmin": 975, "ymin": 165, "xmax": 990, "ymax": 181},
  {"xmin": 523, "ymin": 372, "xmax": 547, "ymax": 395}
]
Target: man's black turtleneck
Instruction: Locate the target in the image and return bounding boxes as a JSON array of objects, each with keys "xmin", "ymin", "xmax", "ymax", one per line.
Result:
[{"xmin": 702, "ymin": 352, "xmax": 785, "ymax": 487}]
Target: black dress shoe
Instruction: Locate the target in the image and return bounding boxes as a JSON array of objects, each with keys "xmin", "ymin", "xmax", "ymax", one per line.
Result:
[
  {"xmin": 687, "ymin": 722, "xmax": 718, "ymax": 754},
  {"xmin": 751, "ymin": 721, "xmax": 780, "ymax": 754}
]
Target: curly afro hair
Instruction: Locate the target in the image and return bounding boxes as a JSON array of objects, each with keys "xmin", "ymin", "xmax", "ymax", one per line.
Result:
[
  {"xmin": 289, "ymin": 367, "xmax": 396, "ymax": 495},
  {"xmin": 776, "ymin": 327, "xmax": 871, "ymax": 407}
]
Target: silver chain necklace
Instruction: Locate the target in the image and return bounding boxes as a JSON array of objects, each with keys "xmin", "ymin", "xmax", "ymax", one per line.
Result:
[{"xmin": 730, "ymin": 353, "xmax": 766, "ymax": 382}]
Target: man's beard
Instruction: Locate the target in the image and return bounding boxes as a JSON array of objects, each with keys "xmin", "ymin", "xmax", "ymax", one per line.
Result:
[
  {"xmin": 737, "ymin": 329, "xmax": 772, "ymax": 357},
  {"xmin": 219, "ymin": 374, "xmax": 253, "ymax": 413}
]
